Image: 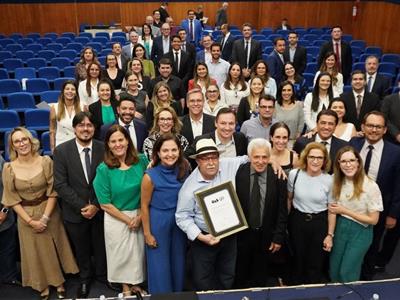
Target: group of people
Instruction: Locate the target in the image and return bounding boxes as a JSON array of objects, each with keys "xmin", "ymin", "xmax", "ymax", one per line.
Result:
[{"xmin": 1, "ymin": 6, "xmax": 400, "ymax": 300}]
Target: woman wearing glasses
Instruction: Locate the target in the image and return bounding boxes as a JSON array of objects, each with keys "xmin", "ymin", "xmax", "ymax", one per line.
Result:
[
  {"xmin": 203, "ymin": 84, "xmax": 227, "ymax": 117},
  {"xmin": 287, "ymin": 142, "xmax": 333, "ymax": 284},
  {"xmin": 329, "ymin": 146, "xmax": 382, "ymax": 282}
]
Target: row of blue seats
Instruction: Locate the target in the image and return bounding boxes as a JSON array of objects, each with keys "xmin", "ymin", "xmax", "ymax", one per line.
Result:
[
  {"xmin": 0, "ymin": 78, "xmax": 69, "ymax": 97},
  {"xmin": 0, "ymin": 109, "xmax": 49, "ymax": 133}
]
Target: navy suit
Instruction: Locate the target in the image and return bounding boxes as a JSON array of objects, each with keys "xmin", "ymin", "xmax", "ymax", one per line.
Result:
[
  {"xmin": 99, "ymin": 119, "xmax": 147, "ymax": 153},
  {"xmin": 283, "ymin": 45, "xmax": 307, "ymax": 76},
  {"xmin": 370, "ymin": 74, "xmax": 391, "ymax": 100},
  {"xmin": 180, "ymin": 113, "xmax": 216, "ymax": 145},
  {"xmin": 267, "ymin": 50, "xmax": 286, "ymax": 84},
  {"xmin": 350, "ymin": 137, "xmax": 400, "ymax": 277},
  {"xmin": 217, "ymin": 33, "xmax": 235, "ymax": 61},
  {"xmin": 231, "ymin": 38, "xmax": 262, "ymax": 70},
  {"xmin": 180, "ymin": 19, "xmax": 202, "ymax": 45},
  {"xmin": 151, "ymin": 36, "xmax": 171, "ymax": 65}
]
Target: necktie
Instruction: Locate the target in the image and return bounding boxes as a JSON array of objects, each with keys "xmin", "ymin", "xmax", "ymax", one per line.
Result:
[
  {"xmin": 83, "ymin": 148, "xmax": 91, "ymax": 182},
  {"xmin": 249, "ymin": 172, "xmax": 261, "ymax": 229},
  {"xmin": 245, "ymin": 41, "xmax": 249, "ymax": 68},
  {"xmin": 189, "ymin": 20, "xmax": 194, "ymax": 41},
  {"xmin": 221, "ymin": 36, "xmax": 226, "ymax": 51},
  {"xmin": 356, "ymin": 94, "xmax": 362, "ymax": 117},
  {"xmin": 367, "ymin": 76, "xmax": 373, "ymax": 93},
  {"xmin": 335, "ymin": 42, "xmax": 341, "ymax": 71},
  {"xmin": 175, "ymin": 51, "xmax": 180, "ymax": 73},
  {"xmin": 320, "ymin": 141, "xmax": 328, "ymax": 146},
  {"xmin": 124, "ymin": 124, "xmax": 130, "ymax": 132},
  {"xmin": 364, "ymin": 145, "xmax": 374, "ymax": 175}
]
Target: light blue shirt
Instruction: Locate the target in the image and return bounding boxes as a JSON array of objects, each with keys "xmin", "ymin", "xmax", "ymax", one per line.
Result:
[
  {"xmin": 175, "ymin": 156, "xmax": 248, "ymax": 241},
  {"xmin": 287, "ymin": 169, "xmax": 333, "ymax": 214},
  {"xmin": 206, "ymin": 58, "xmax": 230, "ymax": 88},
  {"xmin": 240, "ymin": 117, "xmax": 277, "ymax": 142}
]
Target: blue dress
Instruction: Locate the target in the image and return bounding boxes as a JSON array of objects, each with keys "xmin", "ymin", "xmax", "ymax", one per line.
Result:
[{"xmin": 145, "ymin": 163, "xmax": 187, "ymax": 294}]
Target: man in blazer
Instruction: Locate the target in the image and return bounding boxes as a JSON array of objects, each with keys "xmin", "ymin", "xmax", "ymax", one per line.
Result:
[
  {"xmin": 293, "ymin": 109, "xmax": 348, "ymax": 172},
  {"xmin": 99, "ymin": 95, "xmax": 147, "ymax": 152},
  {"xmin": 283, "ymin": 31, "xmax": 307, "ymax": 75},
  {"xmin": 267, "ymin": 37, "xmax": 286, "ymax": 84},
  {"xmin": 196, "ymin": 34, "xmax": 213, "ymax": 63},
  {"xmin": 318, "ymin": 25, "xmax": 352, "ymax": 84},
  {"xmin": 180, "ymin": 9, "xmax": 202, "ymax": 46},
  {"xmin": 112, "ymin": 42, "xmax": 129, "ymax": 72},
  {"xmin": 341, "ymin": 70, "xmax": 380, "ymax": 131},
  {"xmin": 217, "ymin": 24, "xmax": 235, "ymax": 61},
  {"xmin": 235, "ymin": 138, "xmax": 287, "ymax": 288},
  {"xmin": 381, "ymin": 88, "xmax": 400, "ymax": 144},
  {"xmin": 53, "ymin": 111, "xmax": 107, "ymax": 298},
  {"xmin": 180, "ymin": 89, "xmax": 215, "ymax": 145},
  {"xmin": 178, "ymin": 29, "xmax": 196, "ymax": 63},
  {"xmin": 365, "ymin": 56, "xmax": 391, "ymax": 100},
  {"xmin": 122, "ymin": 30, "xmax": 139, "ymax": 60},
  {"xmin": 231, "ymin": 23, "xmax": 262, "ymax": 78},
  {"xmin": 349, "ymin": 111, "xmax": 400, "ymax": 279},
  {"xmin": 151, "ymin": 23, "xmax": 172, "ymax": 65},
  {"xmin": 162, "ymin": 35, "xmax": 194, "ymax": 89}
]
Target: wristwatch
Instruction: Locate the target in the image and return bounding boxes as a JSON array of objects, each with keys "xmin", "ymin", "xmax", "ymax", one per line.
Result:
[{"xmin": 1, "ymin": 207, "xmax": 9, "ymax": 214}]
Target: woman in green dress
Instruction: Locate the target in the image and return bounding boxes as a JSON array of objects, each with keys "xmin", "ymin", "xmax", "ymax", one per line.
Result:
[{"xmin": 93, "ymin": 124, "xmax": 149, "ymax": 296}]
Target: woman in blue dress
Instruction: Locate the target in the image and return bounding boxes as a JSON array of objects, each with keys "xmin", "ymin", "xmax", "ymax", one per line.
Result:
[{"xmin": 141, "ymin": 133, "xmax": 190, "ymax": 294}]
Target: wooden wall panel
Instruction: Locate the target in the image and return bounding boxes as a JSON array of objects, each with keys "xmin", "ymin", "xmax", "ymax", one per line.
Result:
[{"xmin": 77, "ymin": 3, "xmax": 120, "ymax": 27}]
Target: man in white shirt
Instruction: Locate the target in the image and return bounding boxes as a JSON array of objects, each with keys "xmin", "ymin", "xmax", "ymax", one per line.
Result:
[
  {"xmin": 364, "ymin": 55, "xmax": 391, "ymax": 100},
  {"xmin": 206, "ymin": 43, "xmax": 230, "ymax": 87},
  {"xmin": 122, "ymin": 30, "xmax": 139, "ymax": 59}
]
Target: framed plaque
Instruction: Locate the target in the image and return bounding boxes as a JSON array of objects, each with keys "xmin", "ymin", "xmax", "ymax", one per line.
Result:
[{"xmin": 195, "ymin": 181, "xmax": 248, "ymax": 239}]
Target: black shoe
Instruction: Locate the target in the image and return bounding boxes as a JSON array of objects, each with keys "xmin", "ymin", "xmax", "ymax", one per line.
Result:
[
  {"xmin": 77, "ymin": 283, "xmax": 90, "ymax": 298},
  {"xmin": 106, "ymin": 281, "xmax": 121, "ymax": 292},
  {"xmin": 374, "ymin": 264, "xmax": 386, "ymax": 273},
  {"xmin": 3, "ymin": 279, "xmax": 22, "ymax": 286}
]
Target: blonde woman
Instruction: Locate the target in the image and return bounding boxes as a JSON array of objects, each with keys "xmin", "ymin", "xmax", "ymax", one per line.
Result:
[{"xmin": 237, "ymin": 75, "xmax": 265, "ymax": 126}]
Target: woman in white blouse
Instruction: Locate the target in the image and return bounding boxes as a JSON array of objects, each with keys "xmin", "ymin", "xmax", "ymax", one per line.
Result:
[
  {"xmin": 78, "ymin": 62, "xmax": 102, "ymax": 110},
  {"xmin": 328, "ymin": 98, "xmax": 357, "ymax": 141},
  {"xmin": 220, "ymin": 63, "xmax": 250, "ymax": 111},
  {"xmin": 328, "ymin": 146, "xmax": 383, "ymax": 282},
  {"xmin": 203, "ymin": 84, "xmax": 227, "ymax": 117},
  {"xmin": 314, "ymin": 51, "xmax": 343, "ymax": 96},
  {"xmin": 303, "ymin": 72, "xmax": 334, "ymax": 131}
]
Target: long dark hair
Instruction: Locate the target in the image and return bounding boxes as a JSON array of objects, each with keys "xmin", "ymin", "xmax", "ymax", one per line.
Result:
[
  {"xmin": 224, "ymin": 62, "xmax": 247, "ymax": 91},
  {"xmin": 311, "ymin": 71, "xmax": 334, "ymax": 112},
  {"xmin": 104, "ymin": 124, "xmax": 139, "ymax": 168},
  {"xmin": 85, "ymin": 61, "xmax": 102, "ymax": 97},
  {"xmin": 277, "ymin": 80, "xmax": 296, "ymax": 105},
  {"xmin": 151, "ymin": 133, "xmax": 190, "ymax": 181}
]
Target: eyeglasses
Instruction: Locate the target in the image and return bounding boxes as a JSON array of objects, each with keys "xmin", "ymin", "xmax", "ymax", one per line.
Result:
[
  {"xmin": 159, "ymin": 117, "xmax": 173, "ymax": 123},
  {"xmin": 12, "ymin": 137, "xmax": 29, "ymax": 146},
  {"xmin": 307, "ymin": 155, "xmax": 324, "ymax": 161},
  {"xmin": 339, "ymin": 159, "xmax": 358, "ymax": 165},
  {"xmin": 259, "ymin": 105, "xmax": 274, "ymax": 110},
  {"xmin": 198, "ymin": 154, "xmax": 219, "ymax": 162},
  {"xmin": 207, "ymin": 90, "xmax": 218, "ymax": 93},
  {"xmin": 364, "ymin": 124, "xmax": 385, "ymax": 130}
]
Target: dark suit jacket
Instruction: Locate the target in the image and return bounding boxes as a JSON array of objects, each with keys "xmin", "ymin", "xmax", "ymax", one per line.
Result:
[
  {"xmin": 53, "ymin": 139, "xmax": 105, "ymax": 223},
  {"xmin": 150, "ymin": 35, "xmax": 171, "ymax": 65},
  {"xmin": 88, "ymin": 100, "xmax": 119, "ymax": 139},
  {"xmin": 381, "ymin": 93, "xmax": 400, "ymax": 143},
  {"xmin": 231, "ymin": 38, "xmax": 262, "ymax": 69},
  {"xmin": 162, "ymin": 50, "xmax": 193, "ymax": 86},
  {"xmin": 350, "ymin": 137, "xmax": 400, "ymax": 218},
  {"xmin": 180, "ymin": 113, "xmax": 216, "ymax": 145},
  {"xmin": 99, "ymin": 118, "xmax": 148, "ymax": 152},
  {"xmin": 182, "ymin": 41, "xmax": 196, "ymax": 63},
  {"xmin": 283, "ymin": 45, "xmax": 307, "ymax": 75},
  {"xmin": 267, "ymin": 50, "xmax": 286, "ymax": 84},
  {"xmin": 236, "ymin": 163, "xmax": 288, "ymax": 245},
  {"xmin": 275, "ymin": 24, "xmax": 292, "ymax": 32},
  {"xmin": 371, "ymin": 74, "xmax": 391, "ymax": 100},
  {"xmin": 217, "ymin": 33, "xmax": 235, "ymax": 61},
  {"xmin": 318, "ymin": 40, "xmax": 352, "ymax": 83},
  {"xmin": 158, "ymin": 6, "xmax": 169, "ymax": 23},
  {"xmin": 293, "ymin": 134, "xmax": 348, "ymax": 172},
  {"xmin": 341, "ymin": 90, "xmax": 380, "ymax": 131}
]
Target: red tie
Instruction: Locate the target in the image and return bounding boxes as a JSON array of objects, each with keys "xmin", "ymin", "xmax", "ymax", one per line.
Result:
[{"xmin": 335, "ymin": 42, "xmax": 341, "ymax": 72}]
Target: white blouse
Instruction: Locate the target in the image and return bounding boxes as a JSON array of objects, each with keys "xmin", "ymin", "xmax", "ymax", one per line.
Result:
[
  {"xmin": 220, "ymin": 82, "xmax": 250, "ymax": 107},
  {"xmin": 78, "ymin": 79, "xmax": 99, "ymax": 107}
]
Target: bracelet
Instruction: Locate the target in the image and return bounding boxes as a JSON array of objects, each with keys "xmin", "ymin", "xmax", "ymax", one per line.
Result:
[
  {"xmin": 42, "ymin": 214, "xmax": 50, "ymax": 221},
  {"xmin": 327, "ymin": 233, "xmax": 334, "ymax": 238},
  {"xmin": 27, "ymin": 218, "xmax": 33, "ymax": 225}
]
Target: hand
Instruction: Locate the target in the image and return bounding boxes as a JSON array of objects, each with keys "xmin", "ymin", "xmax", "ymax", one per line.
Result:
[
  {"xmin": 328, "ymin": 203, "xmax": 344, "ymax": 215},
  {"xmin": 323, "ymin": 235, "xmax": 333, "ymax": 252},
  {"xmin": 81, "ymin": 204, "xmax": 98, "ymax": 219},
  {"xmin": 270, "ymin": 160, "xmax": 287, "ymax": 180},
  {"xmin": 145, "ymin": 233, "xmax": 158, "ymax": 248},
  {"xmin": 198, "ymin": 233, "xmax": 220, "ymax": 246},
  {"xmin": 385, "ymin": 216, "xmax": 397, "ymax": 229},
  {"xmin": 128, "ymin": 215, "xmax": 142, "ymax": 231},
  {"xmin": 303, "ymin": 131, "xmax": 314, "ymax": 139},
  {"xmin": 242, "ymin": 68, "xmax": 251, "ymax": 78},
  {"xmin": 30, "ymin": 220, "xmax": 47, "ymax": 233},
  {"xmin": 134, "ymin": 111, "xmax": 144, "ymax": 119},
  {"xmin": 268, "ymin": 242, "xmax": 281, "ymax": 253},
  {"xmin": 357, "ymin": 131, "xmax": 365, "ymax": 137},
  {"xmin": 0, "ymin": 211, "xmax": 7, "ymax": 225}
]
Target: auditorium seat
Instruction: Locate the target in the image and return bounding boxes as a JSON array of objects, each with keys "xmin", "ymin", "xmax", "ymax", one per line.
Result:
[
  {"xmin": 38, "ymin": 66, "xmax": 61, "ymax": 82},
  {"xmin": 14, "ymin": 67, "xmax": 37, "ymax": 82},
  {"xmin": 55, "ymin": 37, "xmax": 72, "ymax": 46},
  {"xmin": 9, "ymin": 33, "xmax": 23, "ymax": 42},
  {"xmin": 63, "ymin": 66, "xmax": 75, "ymax": 78},
  {"xmin": 352, "ymin": 62, "xmax": 366, "ymax": 72},
  {"xmin": 26, "ymin": 33, "xmax": 41, "ymax": 41},
  {"xmin": 365, "ymin": 46, "xmax": 382, "ymax": 57},
  {"xmin": 0, "ymin": 79, "xmax": 21, "ymax": 97},
  {"xmin": 26, "ymin": 43, "xmax": 43, "ymax": 53},
  {"xmin": 3, "ymin": 58, "xmax": 24, "ymax": 74},
  {"xmin": 54, "ymin": 77, "xmax": 75, "ymax": 90},
  {"xmin": 26, "ymin": 58, "xmax": 47, "ymax": 70},
  {"xmin": 381, "ymin": 54, "xmax": 400, "ymax": 67},
  {"xmin": 0, "ymin": 111, "xmax": 21, "ymax": 133},
  {"xmin": 37, "ymin": 37, "xmax": 53, "ymax": 46},
  {"xmin": 51, "ymin": 57, "xmax": 71, "ymax": 70},
  {"xmin": 25, "ymin": 109, "xmax": 50, "ymax": 131},
  {"xmin": 61, "ymin": 32, "xmax": 76, "ymax": 40},
  {"xmin": 25, "ymin": 78, "xmax": 50, "ymax": 95},
  {"xmin": 350, "ymin": 40, "xmax": 366, "ymax": 50},
  {"xmin": 5, "ymin": 43, "xmax": 23, "ymax": 52},
  {"xmin": 37, "ymin": 50, "xmax": 57, "ymax": 61},
  {"xmin": 15, "ymin": 50, "xmax": 35, "ymax": 61},
  {"xmin": 46, "ymin": 43, "xmax": 64, "ymax": 52},
  {"xmin": 19, "ymin": 38, "xmax": 34, "ymax": 47},
  {"xmin": 40, "ymin": 90, "xmax": 60, "ymax": 104},
  {"xmin": 41, "ymin": 131, "xmax": 52, "ymax": 156},
  {"xmin": 0, "ymin": 68, "xmax": 9, "ymax": 79},
  {"xmin": 7, "ymin": 92, "xmax": 36, "ymax": 112},
  {"xmin": 378, "ymin": 62, "xmax": 397, "ymax": 75},
  {"xmin": 59, "ymin": 49, "xmax": 78, "ymax": 60},
  {"xmin": 43, "ymin": 32, "xmax": 58, "ymax": 41}
]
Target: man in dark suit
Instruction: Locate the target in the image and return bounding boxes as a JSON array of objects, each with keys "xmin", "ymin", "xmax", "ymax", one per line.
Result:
[
  {"xmin": 215, "ymin": 2, "xmax": 228, "ymax": 28},
  {"xmin": 99, "ymin": 95, "xmax": 147, "ymax": 152},
  {"xmin": 293, "ymin": 109, "xmax": 348, "ymax": 172},
  {"xmin": 318, "ymin": 25, "xmax": 352, "ymax": 84},
  {"xmin": 231, "ymin": 23, "xmax": 262, "ymax": 78},
  {"xmin": 217, "ymin": 24, "xmax": 235, "ymax": 61},
  {"xmin": 381, "ymin": 88, "xmax": 400, "ymax": 144},
  {"xmin": 163, "ymin": 35, "xmax": 193, "ymax": 89},
  {"xmin": 53, "ymin": 111, "xmax": 107, "ymax": 298},
  {"xmin": 196, "ymin": 34, "xmax": 213, "ymax": 63},
  {"xmin": 151, "ymin": 22, "xmax": 171, "ymax": 65},
  {"xmin": 235, "ymin": 138, "xmax": 287, "ymax": 288},
  {"xmin": 180, "ymin": 88, "xmax": 215, "ymax": 145},
  {"xmin": 275, "ymin": 18, "xmax": 292, "ymax": 32},
  {"xmin": 178, "ymin": 28, "xmax": 196, "ymax": 62},
  {"xmin": 180, "ymin": 9, "xmax": 203, "ymax": 46},
  {"xmin": 283, "ymin": 31, "xmax": 307, "ymax": 76},
  {"xmin": 122, "ymin": 30, "xmax": 139, "ymax": 60},
  {"xmin": 341, "ymin": 70, "xmax": 380, "ymax": 131},
  {"xmin": 267, "ymin": 37, "xmax": 286, "ymax": 84},
  {"xmin": 158, "ymin": 2, "xmax": 169, "ymax": 23},
  {"xmin": 349, "ymin": 111, "xmax": 400, "ymax": 279},
  {"xmin": 112, "ymin": 42, "xmax": 129, "ymax": 72},
  {"xmin": 365, "ymin": 55, "xmax": 391, "ymax": 100}
]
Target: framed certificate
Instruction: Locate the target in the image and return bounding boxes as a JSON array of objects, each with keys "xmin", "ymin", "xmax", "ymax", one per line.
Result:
[{"xmin": 195, "ymin": 181, "xmax": 248, "ymax": 239}]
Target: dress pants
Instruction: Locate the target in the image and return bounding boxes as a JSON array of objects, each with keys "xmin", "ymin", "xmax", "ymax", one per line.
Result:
[
  {"xmin": 191, "ymin": 234, "xmax": 237, "ymax": 291},
  {"xmin": 376, "ymin": 220, "xmax": 400, "ymax": 266},
  {"xmin": 330, "ymin": 216, "xmax": 373, "ymax": 282},
  {"xmin": 0, "ymin": 223, "xmax": 19, "ymax": 282},
  {"xmin": 65, "ymin": 215, "xmax": 107, "ymax": 284},
  {"xmin": 146, "ymin": 207, "xmax": 186, "ymax": 294},
  {"xmin": 289, "ymin": 208, "xmax": 328, "ymax": 284}
]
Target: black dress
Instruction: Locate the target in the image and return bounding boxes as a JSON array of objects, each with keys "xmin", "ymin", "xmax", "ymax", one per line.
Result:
[{"xmin": 102, "ymin": 69, "xmax": 125, "ymax": 90}]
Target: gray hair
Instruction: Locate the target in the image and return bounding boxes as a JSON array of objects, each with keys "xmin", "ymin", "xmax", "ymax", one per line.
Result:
[{"xmin": 247, "ymin": 138, "xmax": 271, "ymax": 157}]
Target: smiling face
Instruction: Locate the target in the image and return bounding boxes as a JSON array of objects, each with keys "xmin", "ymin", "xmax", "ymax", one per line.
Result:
[
  {"xmin": 158, "ymin": 139, "xmax": 179, "ymax": 167},
  {"xmin": 229, "ymin": 64, "xmax": 241, "ymax": 80},
  {"xmin": 130, "ymin": 59, "xmax": 142, "ymax": 74},
  {"xmin": 134, "ymin": 46, "xmax": 145, "ymax": 59},
  {"xmin": 306, "ymin": 148, "xmax": 325, "ymax": 174},
  {"xmin": 202, "ymin": 36, "xmax": 213, "ymax": 49},
  {"xmin": 106, "ymin": 55, "xmax": 117, "ymax": 68},
  {"xmin": 331, "ymin": 27, "xmax": 342, "ymax": 41},
  {"xmin": 11, "ymin": 130, "xmax": 32, "ymax": 158},
  {"xmin": 108, "ymin": 130, "xmax": 128, "ymax": 160},
  {"xmin": 196, "ymin": 64, "xmax": 208, "ymax": 78},
  {"xmin": 215, "ymin": 112, "xmax": 235, "ymax": 141},
  {"xmin": 112, "ymin": 43, "xmax": 122, "ymax": 55},
  {"xmin": 126, "ymin": 73, "xmax": 139, "ymax": 91},
  {"xmin": 63, "ymin": 83, "xmax": 76, "ymax": 101},
  {"xmin": 242, "ymin": 25, "xmax": 252, "ymax": 39},
  {"xmin": 206, "ymin": 85, "xmax": 219, "ymax": 102},
  {"xmin": 284, "ymin": 64, "xmax": 295, "ymax": 77},
  {"xmin": 318, "ymin": 74, "xmax": 332, "ymax": 91},
  {"xmin": 98, "ymin": 82, "xmax": 111, "ymax": 102},
  {"xmin": 329, "ymin": 100, "xmax": 346, "ymax": 119},
  {"xmin": 250, "ymin": 77, "xmax": 264, "ymax": 95},
  {"xmin": 117, "ymin": 100, "xmax": 135, "ymax": 125},
  {"xmin": 159, "ymin": 63, "xmax": 172, "ymax": 78},
  {"xmin": 129, "ymin": 31, "xmax": 139, "ymax": 44},
  {"xmin": 338, "ymin": 150, "xmax": 360, "ymax": 179},
  {"xmin": 271, "ymin": 127, "xmax": 289, "ymax": 151},
  {"xmin": 325, "ymin": 54, "xmax": 336, "ymax": 69},
  {"xmin": 196, "ymin": 152, "xmax": 219, "ymax": 180},
  {"xmin": 89, "ymin": 64, "xmax": 100, "ymax": 79},
  {"xmin": 281, "ymin": 83, "xmax": 293, "ymax": 102},
  {"xmin": 157, "ymin": 110, "xmax": 174, "ymax": 133},
  {"xmin": 187, "ymin": 91, "xmax": 204, "ymax": 116},
  {"xmin": 74, "ymin": 117, "xmax": 95, "ymax": 145},
  {"xmin": 156, "ymin": 85, "xmax": 170, "ymax": 103},
  {"xmin": 351, "ymin": 73, "xmax": 366, "ymax": 93},
  {"xmin": 84, "ymin": 48, "xmax": 94, "ymax": 62},
  {"xmin": 256, "ymin": 62, "xmax": 267, "ymax": 76},
  {"xmin": 316, "ymin": 115, "xmax": 336, "ymax": 140},
  {"xmin": 250, "ymin": 147, "xmax": 269, "ymax": 173},
  {"xmin": 172, "ymin": 37, "xmax": 181, "ymax": 51},
  {"xmin": 361, "ymin": 114, "xmax": 387, "ymax": 145}
]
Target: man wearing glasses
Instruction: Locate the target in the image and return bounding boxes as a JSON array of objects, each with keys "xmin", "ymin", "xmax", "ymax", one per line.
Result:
[{"xmin": 350, "ymin": 111, "xmax": 400, "ymax": 280}]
